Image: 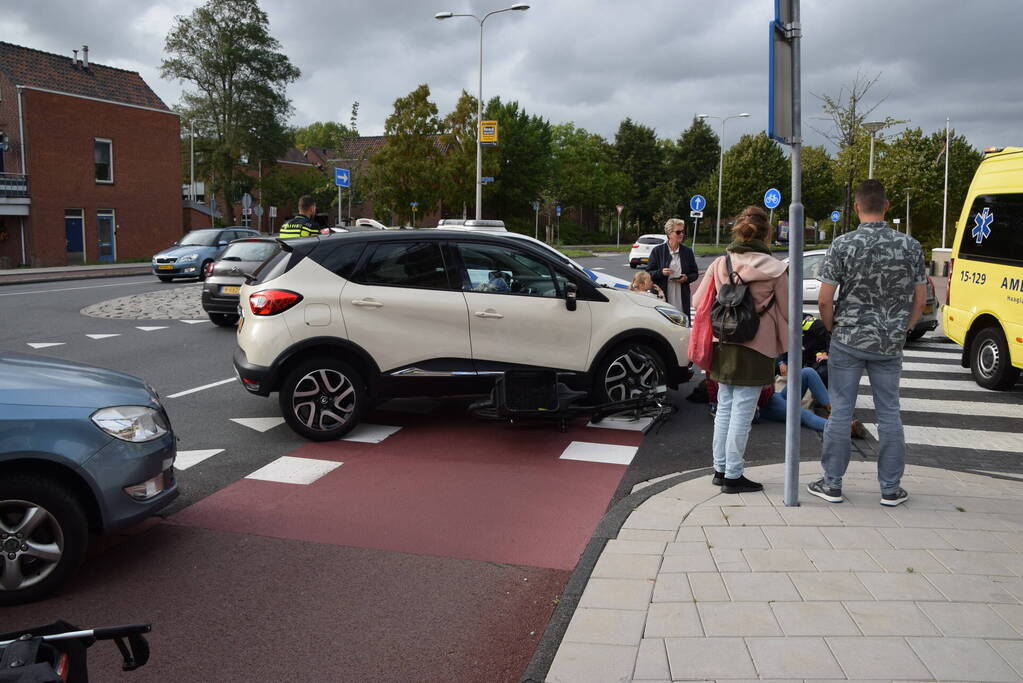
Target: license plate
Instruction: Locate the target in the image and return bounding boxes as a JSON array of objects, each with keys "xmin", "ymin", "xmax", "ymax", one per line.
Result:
[
  {"xmin": 221, "ymin": 285, "xmax": 241, "ymax": 295},
  {"xmin": 924, "ymin": 304, "xmax": 933, "ymax": 313},
  {"xmin": 640, "ymin": 258, "xmax": 649, "ymax": 263},
  {"xmin": 158, "ymin": 265, "xmax": 173, "ymax": 270}
]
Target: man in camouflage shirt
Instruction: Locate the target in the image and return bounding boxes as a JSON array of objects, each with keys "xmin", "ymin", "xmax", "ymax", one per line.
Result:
[{"xmin": 807, "ymin": 180, "xmax": 927, "ymax": 507}]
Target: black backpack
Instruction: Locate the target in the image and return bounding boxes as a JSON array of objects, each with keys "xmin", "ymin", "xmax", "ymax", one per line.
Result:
[{"xmin": 711, "ymin": 253, "xmax": 774, "ymax": 343}]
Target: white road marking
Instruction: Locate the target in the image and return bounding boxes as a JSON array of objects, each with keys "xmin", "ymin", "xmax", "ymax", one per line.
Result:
[
  {"xmin": 180, "ymin": 319, "xmax": 209, "ymax": 324},
  {"xmin": 167, "ymin": 377, "xmax": 236, "ymax": 398},
  {"xmin": 864, "ymin": 423, "xmax": 1023, "ymax": 453},
  {"xmin": 860, "ymin": 377, "xmax": 991, "ymax": 391},
  {"xmin": 591, "ymin": 267, "xmax": 605, "ymax": 271},
  {"xmin": 0, "ymin": 281, "xmax": 156, "ymax": 297},
  {"xmin": 340, "ymin": 424, "xmax": 402, "ymax": 443},
  {"xmin": 906, "ymin": 342, "xmax": 962, "ymax": 352},
  {"xmin": 137, "ymin": 326, "xmax": 168, "ymax": 331},
  {"xmin": 26, "ymin": 342, "xmax": 65, "ymax": 349},
  {"xmin": 559, "ymin": 441, "xmax": 638, "ymax": 465},
  {"xmin": 246, "ymin": 456, "xmax": 341, "ymax": 485},
  {"xmin": 904, "ymin": 350, "xmax": 964, "ymax": 360},
  {"xmin": 230, "ymin": 416, "xmax": 286, "ymax": 432},
  {"xmin": 902, "ymin": 361, "xmax": 970, "ymax": 374},
  {"xmin": 587, "ymin": 415, "xmax": 653, "ymax": 432},
  {"xmin": 86, "ymin": 333, "xmax": 121, "ymax": 340},
  {"xmin": 856, "ymin": 395, "xmax": 1023, "ymax": 419},
  {"xmin": 174, "ymin": 449, "xmax": 225, "ymax": 471}
]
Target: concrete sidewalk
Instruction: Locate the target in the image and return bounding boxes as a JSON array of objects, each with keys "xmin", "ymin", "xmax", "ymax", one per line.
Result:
[
  {"xmin": 0, "ymin": 262, "xmax": 150, "ymax": 285},
  {"xmin": 545, "ymin": 461, "xmax": 1023, "ymax": 682}
]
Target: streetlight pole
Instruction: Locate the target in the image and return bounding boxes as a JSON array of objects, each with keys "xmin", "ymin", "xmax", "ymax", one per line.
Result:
[
  {"xmin": 189, "ymin": 121, "xmax": 195, "ymax": 204},
  {"xmin": 435, "ymin": 4, "xmax": 529, "ymax": 221},
  {"xmin": 698, "ymin": 112, "xmax": 750, "ymax": 245},
  {"xmin": 863, "ymin": 120, "xmax": 885, "ymax": 179}
]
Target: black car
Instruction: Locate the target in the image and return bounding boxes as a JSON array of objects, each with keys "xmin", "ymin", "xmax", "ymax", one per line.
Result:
[{"xmin": 201, "ymin": 239, "xmax": 280, "ymax": 326}]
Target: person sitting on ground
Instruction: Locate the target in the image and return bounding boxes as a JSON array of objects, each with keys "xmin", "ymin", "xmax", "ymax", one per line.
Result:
[
  {"xmin": 762, "ymin": 365, "xmax": 867, "ymax": 437},
  {"xmin": 629, "ymin": 271, "xmax": 664, "ymax": 299}
]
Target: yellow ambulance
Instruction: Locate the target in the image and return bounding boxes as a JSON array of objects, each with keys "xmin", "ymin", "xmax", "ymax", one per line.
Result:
[{"xmin": 943, "ymin": 146, "xmax": 1023, "ymax": 389}]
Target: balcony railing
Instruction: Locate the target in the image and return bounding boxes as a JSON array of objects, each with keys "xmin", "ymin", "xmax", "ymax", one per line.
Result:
[{"xmin": 0, "ymin": 173, "xmax": 29, "ymax": 198}]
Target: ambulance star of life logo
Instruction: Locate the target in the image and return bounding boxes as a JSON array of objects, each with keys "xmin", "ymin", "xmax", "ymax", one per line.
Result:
[{"xmin": 972, "ymin": 207, "xmax": 994, "ymax": 244}]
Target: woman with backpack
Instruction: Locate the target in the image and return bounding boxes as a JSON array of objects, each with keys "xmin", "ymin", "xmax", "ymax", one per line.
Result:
[{"xmin": 691, "ymin": 206, "xmax": 789, "ymax": 494}]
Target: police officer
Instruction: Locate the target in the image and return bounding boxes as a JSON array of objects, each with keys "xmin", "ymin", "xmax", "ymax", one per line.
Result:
[{"xmin": 279, "ymin": 195, "xmax": 318, "ymax": 239}]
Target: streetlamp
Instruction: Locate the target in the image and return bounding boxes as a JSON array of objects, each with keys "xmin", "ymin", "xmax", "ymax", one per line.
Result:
[
  {"xmin": 904, "ymin": 187, "xmax": 914, "ymax": 236},
  {"xmin": 435, "ymin": 3, "xmax": 529, "ymax": 221},
  {"xmin": 698, "ymin": 112, "xmax": 750, "ymax": 245},
  {"xmin": 862, "ymin": 120, "xmax": 886, "ymax": 179}
]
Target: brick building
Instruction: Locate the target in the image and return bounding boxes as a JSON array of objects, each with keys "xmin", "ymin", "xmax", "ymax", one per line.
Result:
[{"xmin": 0, "ymin": 42, "xmax": 181, "ymax": 267}]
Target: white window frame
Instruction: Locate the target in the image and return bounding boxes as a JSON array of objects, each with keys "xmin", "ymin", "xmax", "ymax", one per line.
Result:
[{"xmin": 94, "ymin": 137, "xmax": 113, "ymax": 184}]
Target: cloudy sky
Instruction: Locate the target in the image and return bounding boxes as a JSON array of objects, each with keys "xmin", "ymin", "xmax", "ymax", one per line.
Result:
[{"xmin": 4, "ymin": 0, "xmax": 1022, "ymax": 151}]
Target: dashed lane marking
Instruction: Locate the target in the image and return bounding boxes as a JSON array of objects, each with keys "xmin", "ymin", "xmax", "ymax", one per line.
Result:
[
  {"xmin": 230, "ymin": 416, "xmax": 286, "ymax": 432},
  {"xmin": 26, "ymin": 342, "xmax": 65, "ymax": 349},
  {"xmin": 861, "ymin": 377, "xmax": 990, "ymax": 391},
  {"xmin": 167, "ymin": 378, "xmax": 236, "ymax": 399},
  {"xmin": 0, "ymin": 281, "xmax": 155, "ymax": 297},
  {"xmin": 180, "ymin": 319, "xmax": 209, "ymax": 324},
  {"xmin": 903, "ymin": 350, "xmax": 964, "ymax": 360},
  {"xmin": 559, "ymin": 441, "xmax": 638, "ymax": 465},
  {"xmin": 86, "ymin": 333, "xmax": 121, "ymax": 340},
  {"xmin": 137, "ymin": 326, "xmax": 168, "ymax": 331},
  {"xmin": 245, "ymin": 456, "xmax": 341, "ymax": 485},
  {"xmin": 174, "ymin": 449, "xmax": 225, "ymax": 471},
  {"xmin": 341, "ymin": 424, "xmax": 402, "ymax": 443}
]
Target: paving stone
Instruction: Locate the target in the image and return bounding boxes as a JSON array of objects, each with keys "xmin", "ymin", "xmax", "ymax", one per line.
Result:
[
  {"xmin": 865, "ymin": 548, "xmax": 950, "ymax": 573},
  {"xmin": 674, "ymin": 527, "xmax": 707, "ymax": 543},
  {"xmin": 603, "ymin": 539, "xmax": 666, "ymax": 555},
  {"xmin": 704, "ymin": 526, "xmax": 770, "ymax": 549},
  {"xmin": 645, "ymin": 602, "xmax": 703, "ymax": 637},
  {"xmin": 745, "ymin": 636, "xmax": 844, "ymax": 679},
  {"xmin": 987, "ymin": 639, "xmax": 1023, "ymax": 680},
  {"xmin": 688, "ymin": 572, "xmax": 729, "ymax": 601},
  {"xmin": 663, "ymin": 541, "xmax": 710, "ymax": 555},
  {"xmin": 663, "ymin": 637, "xmax": 756, "ymax": 680},
  {"xmin": 990, "ymin": 603, "xmax": 1023, "ymax": 635},
  {"xmin": 697, "ymin": 602, "xmax": 781, "ymax": 636},
  {"xmin": 651, "ymin": 573, "xmax": 693, "ymax": 603},
  {"xmin": 681, "ymin": 506, "xmax": 728, "ymax": 527},
  {"xmin": 617, "ymin": 528, "xmax": 676, "ymax": 542},
  {"xmin": 857, "ymin": 572, "xmax": 946, "ymax": 601},
  {"xmin": 545, "ymin": 642, "xmax": 638, "ymax": 683},
  {"xmin": 633, "ymin": 638, "xmax": 670, "ymax": 681},
  {"xmin": 821, "ymin": 526, "xmax": 895, "ymax": 549},
  {"xmin": 829, "ymin": 506, "xmax": 901, "ymax": 527},
  {"xmin": 991, "ymin": 531, "xmax": 1023, "ymax": 552},
  {"xmin": 659, "ymin": 549, "xmax": 716, "ymax": 573},
  {"xmin": 710, "ymin": 548, "xmax": 749, "ymax": 572},
  {"xmin": 907, "ymin": 636, "xmax": 1020, "ymax": 682},
  {"xmin": 880, "ymin": 527, "xmax": 954, "ymax": 550},
  {"xmin": 591, "ymin": 553, "xmax": 662, "ymax": 580},
  {"xmin": 930, "ymin": 549, "xmax": 1017, "ymax": 576},
  {"xmin": 937, "ymin": 529, "xmax": 1015, "ymax": 552},
  {"xmin": 638, "ymin": 496, "xmax": 697, "ymax": 518},
  {"xmin": 720, "ymin": 505, "xmax": 785, "ymax": 526},
  {"xmin": 917, "ymin": 602, "xmax": 1020, "ymax": 638},
  {"xmin": 743, "ymin": 548, "xmax": 815, "ymax": 572},
  {"xmin": 940, "ymin": 511, "xmax": 1015, "ymax": 531},
  {"xmin": 826, "ymin": 636, "xmax": 931, "ymax": 680},
  {"xmin": 623, "ymin": 511, "xmax": 684, "ymax": 532},
  {"xmin": 737, "ymin": 490, "xmax": 772, "ymax": 506},
  {"xmin": 720, "ymin": 572, "xmax": 800, "ymax": 602},
  {"xmin": 561, "ymin": 608, "xmax": 647, "ymax": 646},
  {"xmin": 578, "ymin": 578, "xmax": 655, "ymax": 611},
  {"xmin": 806, "ymin": 549, "xmax": 884, "ymax": 572},
  {"xmin": 925, "ymin": 573, "xmax": 1021, "ymax": 603},
  {"xmin": 790, "ymin": 571, "xmax": 873, "ymax": 601},
  {"xmin": 762, "ymin": 525, "xmax": 832, "ymax": 549},
  {"xmin": 843, "ymin": 600, "xmax": 940, "ymax": 636},
  {"xmin": 889, "ymin": 508, "xmax": 960, "ymax": 528},
  {"xmin": 777, "ymin": 506, "xmax": 843, "ymax": 526},
  {"xmin": 991, "ymin": 551, "xmax": 1023, "ymax": 577},
  {"xmin": 770, "ymin": 601, "xmax": 860, "ymax": 636}
]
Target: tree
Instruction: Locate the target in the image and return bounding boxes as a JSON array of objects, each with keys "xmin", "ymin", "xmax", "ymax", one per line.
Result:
[
  {"xmin": 365, "ymin": 84, "xmax": 442, "ymax": 224},
  {"xmin": 162, "ymin": 0, "xmax": 299, "ymax": 225},
  {"xmin": 482, "ymin": 97, "xmax": 552, "ymax": 224},
  {"xmin": 547, "ymin": 123, "xmax": 629, "ymax": 234},
  {"xmin": 439, "ymin": 90, "xmax": 484, "ymax": 217},
  {"xmin": 258, "ymin": 166, "xmax": 332, "ymax": 217},
  {"xmin": 294, "ymin": 120, "xmax": 355, "ymax": 151},
  {"xmin": 801, "ymin": 145, "xmax": 841, "ymax": 225},
  {"xmin": 670, "ymin": 117, "xmax": 720, "ymax": 200},
  {"xmin": 613, "ymin": 118, "xmax": 664, "ymax": 228}
]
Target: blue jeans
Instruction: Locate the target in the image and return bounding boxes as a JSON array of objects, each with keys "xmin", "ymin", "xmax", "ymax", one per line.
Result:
[
  {"xmin": 713, "ymin": 383, "xmax": 761, "ymax": 478},
  {"xmin": 761, "ymin": 367, "xmax": 830, "ymax": 432},
  {"xmin": 821, "ymin": 341, "xmax": 905, "ymax": 494}
]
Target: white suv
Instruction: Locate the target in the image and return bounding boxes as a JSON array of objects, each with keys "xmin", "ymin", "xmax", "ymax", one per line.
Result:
[{"xmin": 233, "ymin": 231, "xmax": 692, "ymax": 440}]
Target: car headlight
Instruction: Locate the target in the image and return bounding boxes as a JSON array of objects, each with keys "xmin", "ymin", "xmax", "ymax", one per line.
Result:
[
  {"xmin": 655, "ymin": 305, "xmax": 685, "ymax": 326},
  {"xmin": 177, "ymin": 253, "xmax": 198, "ymax": 262},
  {"xmin": 91, "ymin": 406, "xmax": 170, "ymax": 442}
]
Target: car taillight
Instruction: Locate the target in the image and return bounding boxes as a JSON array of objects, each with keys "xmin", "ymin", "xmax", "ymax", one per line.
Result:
[
  {"xmin": 632, "ymin": 243, "xmax": 640, "ymax": 249},
  {"xmin": 203, "ymin": 261, "xmax": 215, "ymax": 277},
  {"xmin": 946, "ymin": 258, "xmax": 953, "ymax": 305},
  {"xmin": 249, "ymin": 289, "xmax": 302, "ymax": 316}
]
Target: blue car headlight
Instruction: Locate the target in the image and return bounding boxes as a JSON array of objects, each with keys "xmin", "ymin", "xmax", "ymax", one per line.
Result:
[
  {"xmin": 91, "ymin": 406, "xmax": 170, "ymax": 442},
  {"xmin": 177, "ymin": 253, "xmax": 198, "ymax": 263}
]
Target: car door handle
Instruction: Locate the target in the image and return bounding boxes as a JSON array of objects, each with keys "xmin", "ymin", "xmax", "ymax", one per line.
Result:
[
  {"xmin": 474, "ymin": 310, "xmax": 504, "ymax": 319},
  {"xmin": 351, "ymin": 299, "xmax": 383, "ymax": 308}
]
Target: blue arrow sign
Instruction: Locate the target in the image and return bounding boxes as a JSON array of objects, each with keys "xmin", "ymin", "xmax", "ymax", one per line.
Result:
[
  {"xmin": 830, "ymin": 210, "xmax": 841, "ymax": 223},
  {"xmin": 410, "ymin": 201, "xmax": 419, "ymax": 208},
  {"xmin": 556, "ymin": 205, "xmax": 562, "ymax": 217},
  {"xmin": 690, "ymin": 195, "xmax": 707, "ymax": 212},
  {"xmin": 334, "ymin": 167, "xmax": 351, "ymax": 187},
  {"xmin": 764, "ymin": 188, "xmax": 781, "ymax": 209}
]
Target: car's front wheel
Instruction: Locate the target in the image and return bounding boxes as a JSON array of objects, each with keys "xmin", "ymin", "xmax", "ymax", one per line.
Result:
[
  {"xmin": 279, "ymin": 358, "xmax": 366, "ymax": 440},
  {"xmin": 592, "ymin": 342, "xmax": 667, "ymax": 403},
  {"xmin": 198, "ymin": 260, "xmax": 213, "ymax": 281},
  {"xmin": 0, "ymin": 476, "xmax": 88, "ymax": 606},
  {"xmin": 208, "ymin": 312, "xmax": 239, "ymax": 327},
  {"xmin": 970, "ymin": 326, "xmax": 1020, "ymax": 390}
]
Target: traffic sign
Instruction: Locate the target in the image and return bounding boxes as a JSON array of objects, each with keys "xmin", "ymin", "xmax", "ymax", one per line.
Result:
[
  {"xmin": 241, "ymin": 193, "xmax": 252, "ymax": 209},
  {"xmin": 690, "ymin": 195, "xmax": 707, "ymax": 212},
  {"xmin": 531, "ymin": 200, "xmax": 540, "ymax": 212},
  {"xmin": 769, "ymin": 0, "xmax": 795, "ymax": 143},
  {"xmin": 242, "ymin": 207, "xmax": 251, "ymax": 216},
  {"xmin": 254, "ymin": 205, "xmax": 264, "ymax": 217},
  {"xmin": 690, "ymin": 211, "xmax": 704, "ymax": 218},
  {"xmin": 410, "ymin": 202, "xmax": 418, "ymax": 211},
  {"xmin": 764, "ymin": 188, "xmax": 782, "ymax": 209},
  {"xmin": 480, "ymin": 120, "xmax": 498, "ymax": 146},
  {"xmin": 830, "ymin": 210, "xmax": 841, "ymax": 222},
  {"xmin": 555, "ymin": 205, "xmax": 561, "ymax": 217},
  {"xmin": 616, "ymin": 204, "xmax": 624, "ymax": 215},
  {"xmin": 481, "ymin": 176, "xmax": 494, "ymax": 184},
  {"xmin": 334, "ymin": 167, "xmax": 351, "ymax": 188}
]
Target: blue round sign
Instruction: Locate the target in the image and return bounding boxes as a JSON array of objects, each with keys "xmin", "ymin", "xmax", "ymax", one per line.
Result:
[
  {"xmin": 556, "ymin": 205, "xmax": 562, "ymax": 217},
  {"xmin": 690, "ymin": 195, "xmax": 707, "ymax": 212},
  {"xmin": 764, "ymin": 188, "xmax": 781, "ymax": 210},
  {"xmin": 830, "ymin": 210, "xmax": 841, "ymax": 222}
]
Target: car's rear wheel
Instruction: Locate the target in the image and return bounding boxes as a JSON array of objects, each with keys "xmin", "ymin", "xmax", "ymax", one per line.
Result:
[
  {"xmin": 208, "ymin": 312, "xmax": 239, "ymax": 327},
  {"xmin": 279, "ymin": 358, "xmax": 366, "ymax": 441},
  {"xmin": 157, "ymin": 275, "xmax": 174, "ymax": 283},
  {"xmin": 906, "ymin": 327, "xmax": 927, "ymax": 342},
  {"xmin": 0, "ymin": 477, "xmax": 88, "ymax": 606},
  {"xmin": 593, "ymin": 342, "xmax": 667, "ymax": 403},
  {"xmin": 970, "ymin": 326, "xmax": 1020, "ymax": 390}
]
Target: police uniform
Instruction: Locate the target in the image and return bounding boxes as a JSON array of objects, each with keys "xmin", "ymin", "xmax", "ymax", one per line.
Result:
[{"xmin": 278, "ymin": 214, "xmax": 318, "ymax": 239}]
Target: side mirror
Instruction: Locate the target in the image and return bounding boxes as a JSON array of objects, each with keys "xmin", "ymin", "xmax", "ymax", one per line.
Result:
[
  {"xmin": 565, "ymin": 282, "xmax": 578, "ymax": 311},
  {"xmin": 218, "ymin": 240, "xmax": 228, "ymax": 246}
]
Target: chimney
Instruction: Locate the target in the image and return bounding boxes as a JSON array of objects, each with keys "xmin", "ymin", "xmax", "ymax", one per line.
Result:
[
  {"xmin": 72, "ymin": 49, "xmax": 79, "ymax": 68},
  {"xmin": 81, "ymin": 45, "xmax": 89, "ymax": 70}
]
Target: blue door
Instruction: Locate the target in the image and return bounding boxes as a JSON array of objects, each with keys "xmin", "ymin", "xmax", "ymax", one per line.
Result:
[
  {"xmin": 65, "ymin": 215, "xmax": 84, "ymax": 264},
  {"xmin": 96, "ymin": 212, "xmax": 116, "ymax": 263}
]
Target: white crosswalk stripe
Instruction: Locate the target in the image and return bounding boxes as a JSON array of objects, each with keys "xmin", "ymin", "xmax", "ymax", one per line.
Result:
[
  {"xmin": 861, "ymin": 376, "xmax": 986, "ymax": 391},
  {"xmin": 903, "ymin": 350, "xmax": 962, "ymax": 360},
  {"xmin": 856, "ymin": 395, "xmax": 1023, "ymax": 418},
  {"xmin": 862, "ymin": 423, "xmax": 1023, "ymax": 453},
  {"xmin": 901, "ymin": 361, "xmax": 970, "ymax": 374}
]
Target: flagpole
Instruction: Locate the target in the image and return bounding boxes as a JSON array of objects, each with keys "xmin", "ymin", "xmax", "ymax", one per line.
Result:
[{"xmin": 942, "ymin": 118, "xmax": 950, "ymax": 249}]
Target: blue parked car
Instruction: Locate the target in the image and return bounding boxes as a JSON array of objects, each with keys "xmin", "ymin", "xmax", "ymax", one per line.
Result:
[
  {"xmin": 0, "ymin": 351, "xmax": 178, "ymax": 605},
  {"xmin": 152, "ymin": 227, "xmax": 259, "ymax": 282}
]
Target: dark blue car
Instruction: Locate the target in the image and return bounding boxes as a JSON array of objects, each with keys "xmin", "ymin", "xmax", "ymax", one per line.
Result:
[
  {"xmin": 0, "ymin": 352, "xmax": 178, "ymax": 605},
  {"xmin": 152, "ymin": 227, "xmax": 259, "ymax": 282}
]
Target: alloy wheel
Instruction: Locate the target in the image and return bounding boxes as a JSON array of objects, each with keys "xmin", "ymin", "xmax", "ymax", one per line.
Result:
[
  {"xmin": 0, "ymin": 500, "xmax": 64, "ymax": 593},
  {"xmin": 292, "ymin": 368, "xmax": 357, "ymax": 432},
  {"xmin": 604, "ymin": 349, "xmax": 663, "ymax": 402}
]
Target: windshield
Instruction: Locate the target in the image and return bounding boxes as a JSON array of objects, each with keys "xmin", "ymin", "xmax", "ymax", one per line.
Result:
[
  {"xmin": 176, "ymin": 229, "xmax": 221, "ymax": 247},
  {"xmin": 221, "ymin": 241, "xmax": 278, "ymax": 262}
]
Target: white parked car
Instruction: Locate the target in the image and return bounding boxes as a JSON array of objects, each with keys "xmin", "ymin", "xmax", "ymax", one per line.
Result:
[
  {"xmin": 234, "ymin": 231, "xmax": 692, "ymax": 440},
  {"xmin": 629, "ymin": 234, "xmax": 667, "ymax": 269}
]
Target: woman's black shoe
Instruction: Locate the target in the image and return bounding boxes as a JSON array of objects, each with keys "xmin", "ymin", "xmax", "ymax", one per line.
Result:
[
  {"xmin": 721, "ymin": 475, "xmax": 763, "ymax": 494},
  {"xmin": 712, "ymin": 471, "xmax": 725, "ymax": 486}
]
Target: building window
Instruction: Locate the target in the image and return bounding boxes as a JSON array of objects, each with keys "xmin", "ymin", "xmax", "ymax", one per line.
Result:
[{"xmin": 95, "ymin": 138, "xmax": 113, "ymax": 183}]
